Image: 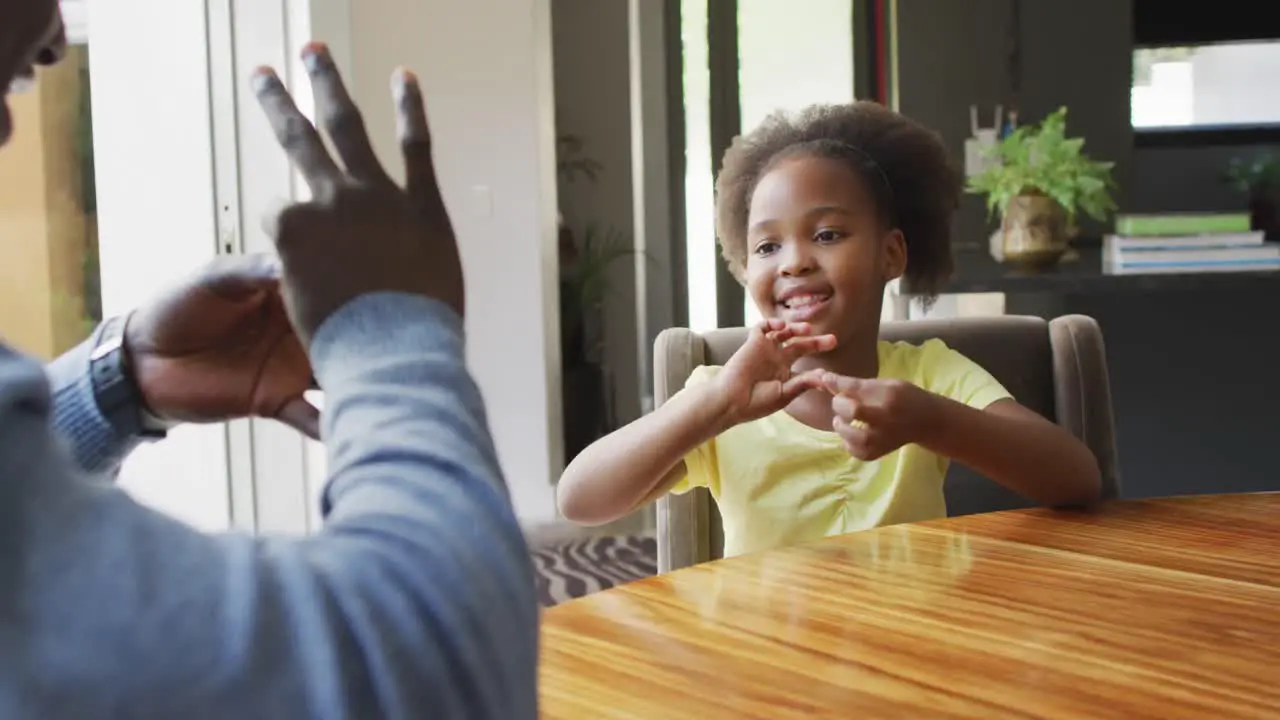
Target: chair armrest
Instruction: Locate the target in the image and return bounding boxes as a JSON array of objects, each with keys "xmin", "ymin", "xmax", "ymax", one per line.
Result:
[
  {"xmin": 657, "ymin": 490, "xmax": 712, "ymax": 573},
  {"xmin": 654, "ymin": 328, "xmax": 710, "ymax": 573},
  {"xmin": 1048, "ymin": 314, "xmax": 1122, "ymax": 500}
]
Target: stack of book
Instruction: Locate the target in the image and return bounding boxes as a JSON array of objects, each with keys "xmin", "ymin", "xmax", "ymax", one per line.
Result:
[{"xmin": 1104, "ymin": 212, "xmax": 1280, "ymax": 274}]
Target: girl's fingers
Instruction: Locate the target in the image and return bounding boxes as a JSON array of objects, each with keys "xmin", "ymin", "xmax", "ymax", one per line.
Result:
[
  {"xmin": 832, "ymin": 416, "xmax": 876, "ymax": 460},
  {"xmin": 782, "ymin": 333, "xmax": 837, "ymax": 361},
  {"xmin": 831, "ymin": 393, "xmax": 863, "ymax": 422},
  {"xmin": 765, "ymin": 327, "xmax": 797, "ymax": 345},
  {"xmin": 766, "ymin": 321, "xmax": 819, "ymax": 347},
  {"xmin": 756, "ymin": 318, "xmax": 787, "ymax": 333},
  {"xmin": 784, "ymin": 321, "xmax": 812, "ymax": 335},
  {"xmin": 781, "ymin": 369, "xmax": 827, "ymax": 398}
]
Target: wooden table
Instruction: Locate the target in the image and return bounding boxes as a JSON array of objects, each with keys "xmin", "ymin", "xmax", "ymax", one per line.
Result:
[{"xmin": 540, "ymin": 493, "xmax": 1280, "ymax": 719}]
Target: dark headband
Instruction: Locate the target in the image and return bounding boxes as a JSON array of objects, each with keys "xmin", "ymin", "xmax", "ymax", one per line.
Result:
[{"xmin": 837, "ymin": 142, "xmax": 898, "ymax": 227}]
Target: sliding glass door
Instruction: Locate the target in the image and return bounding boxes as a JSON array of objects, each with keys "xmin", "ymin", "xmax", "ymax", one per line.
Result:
[
  {"xmin": 738, "ymin": 0, "xmax": 858, "ymax": 324},
  {"xmin": 681, "ymin": 0, "xmax": 717, "ymax": 332}
]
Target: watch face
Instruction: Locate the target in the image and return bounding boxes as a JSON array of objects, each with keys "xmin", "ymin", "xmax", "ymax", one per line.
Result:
[{"xmin": 90, "ymin": 331, "xmax": 123, "ymax": 361}]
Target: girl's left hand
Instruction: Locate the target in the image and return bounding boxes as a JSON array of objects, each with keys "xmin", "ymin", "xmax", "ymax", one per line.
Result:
[{"xmin": 821, "ymin": 373, "xmax": 938, "ymax": 460}]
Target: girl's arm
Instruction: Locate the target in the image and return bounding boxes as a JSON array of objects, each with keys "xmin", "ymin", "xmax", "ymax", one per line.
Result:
[
  {"xmin": 560, "ymin": 321, "xmax": 834, "ymax": 526},
  {"xmin": 918, "ymin": 396, "xmax": 1102, "ymax": 507},
  {"xmin": 556, "ymin": 382, "xmax": 733, "ymax": 526}
]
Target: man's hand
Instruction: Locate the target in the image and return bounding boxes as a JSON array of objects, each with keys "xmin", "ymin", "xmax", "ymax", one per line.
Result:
[
  {"xmin": 822, "ymin": 373, "xmax": 937, "ymax": 461},
  {"xmin": 252, "ymin": 42, "xmax": 463, "ymax": 345},
  {"xmin": 126, "ymin": 253, "xmax": 320, "ymax": 438}
]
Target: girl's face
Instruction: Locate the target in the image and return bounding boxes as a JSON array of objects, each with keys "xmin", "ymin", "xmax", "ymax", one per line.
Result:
[{"xmin": 744, "ymin": 154, "xmax": 906, "ymax": 344}]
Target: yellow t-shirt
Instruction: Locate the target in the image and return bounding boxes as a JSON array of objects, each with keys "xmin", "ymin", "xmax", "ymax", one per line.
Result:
[{"xmin": 669, "ymin": 338, "xmax": 1012, "ymax": 558}]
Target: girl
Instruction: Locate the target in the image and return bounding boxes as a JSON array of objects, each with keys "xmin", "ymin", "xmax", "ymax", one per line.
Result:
[{"xmin": 557, "ymin": 102, "xmax": 1101, "ymax": 558}]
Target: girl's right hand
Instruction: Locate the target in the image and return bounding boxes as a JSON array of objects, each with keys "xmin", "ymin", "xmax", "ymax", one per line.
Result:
[{"xmin": 712, "ymin": 319, "xmax": 837, "ymax": 426}]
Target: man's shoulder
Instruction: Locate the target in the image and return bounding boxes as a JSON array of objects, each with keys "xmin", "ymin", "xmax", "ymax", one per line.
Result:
[
  {"xmin": 0, "ymin": 342, "xmax": 54, "ymax": 460},
  {"xmin": 0, "ymin": 342, "xmax": 49, "ymax": 399}
]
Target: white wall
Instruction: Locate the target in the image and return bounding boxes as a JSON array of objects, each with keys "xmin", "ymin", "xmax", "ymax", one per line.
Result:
[
  {"xmin": 551, "ymin": 0, "xmax": 641, "ymax": 429},
  {"xmin": 308, "ymin": 0, "xmax": 564, "ymax": 524},
  {"xmin": 87, "ymin": 0, "xmax": 563, "ymax": 528},
  {"xmin": 628, "ymin": 0, "xmax": 680, "ymax": 405}
]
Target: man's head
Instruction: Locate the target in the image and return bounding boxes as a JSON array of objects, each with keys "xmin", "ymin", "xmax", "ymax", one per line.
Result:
[{"xmin": 0, "ymin": 0, "xmax": 67, "ymax": 146}]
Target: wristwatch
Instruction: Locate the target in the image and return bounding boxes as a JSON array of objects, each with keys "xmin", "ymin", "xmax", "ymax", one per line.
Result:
[{"xmin": 88, "ymin": 314, "xmax": 169, "ymax": 439}]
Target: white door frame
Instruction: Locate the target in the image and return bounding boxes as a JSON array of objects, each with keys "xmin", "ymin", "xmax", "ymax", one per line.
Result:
[{"xmin": 204, "ymin": 0, "xmax": 353, "ymax": 535}]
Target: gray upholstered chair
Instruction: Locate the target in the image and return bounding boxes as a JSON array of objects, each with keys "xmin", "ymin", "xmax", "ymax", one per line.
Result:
[{"xmin": 654, "ymin": 314, "xmax": 1121, "ymax": 573}]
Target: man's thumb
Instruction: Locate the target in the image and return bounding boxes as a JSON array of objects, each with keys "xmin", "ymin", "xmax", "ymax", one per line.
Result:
[{"xmin": 275, "ymin": 396, "xmax": 321, "ymax": 440}]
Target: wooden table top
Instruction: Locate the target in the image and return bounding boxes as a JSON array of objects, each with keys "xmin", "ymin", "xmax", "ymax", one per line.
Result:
[{"xmin": 540, "ymin": 493, "xmax": 1280, "ymax": 719}]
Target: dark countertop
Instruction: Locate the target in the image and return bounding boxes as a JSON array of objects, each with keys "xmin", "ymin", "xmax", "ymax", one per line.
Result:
[{"xmin": 915, "ymin": 243, "xmax": 1280, "ymax": 297}]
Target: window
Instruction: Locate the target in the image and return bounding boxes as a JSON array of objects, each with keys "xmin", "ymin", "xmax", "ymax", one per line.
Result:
[
  {"xmin": 682, "ymin": 0, "xmax": 854, "ymax": 331},
  {"xmin": 1133, "ymin": 41, "xmax": 1280, "ymax": 129},
  {"xmin": 681, "ymin": 0, "xmax": 717, "ymax": 333},
  {"xmin": 61, "ymin": 0, "xmax": 87, "ymax": 44},
  {"xmin": 737, "ymin": 0, "xmax": 854, "ymax": 325}
]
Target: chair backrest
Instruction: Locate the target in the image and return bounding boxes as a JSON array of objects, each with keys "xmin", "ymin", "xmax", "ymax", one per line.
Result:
[{"xmin": 654, "ymin": 314, "xmax": 1121, "ymax": 573}]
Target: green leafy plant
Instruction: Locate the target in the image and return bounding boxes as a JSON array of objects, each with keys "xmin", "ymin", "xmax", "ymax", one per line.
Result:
[
  {"xmin": 564, "ymin": 225, "xmax": 632, "ymax": 313},
  {"xmin": 560, "ymin": 224, "xmax": 643, "ymax": 360},
  {"xmin": 966, "ymin": 106, "xmax": 1117, "ymax": 225},
  {"xmin": 1224, "ymin": 153, "xmax": 1280, "ymax": 196},
  {"xmin": 557, "ymin": 134, "xmax": 603, "ymax": 185}
]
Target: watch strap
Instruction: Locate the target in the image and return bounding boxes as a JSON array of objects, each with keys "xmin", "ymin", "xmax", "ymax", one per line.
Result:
[{"xmin": 89, "ymin": 315, "xmax": 167, "ymax": 440}]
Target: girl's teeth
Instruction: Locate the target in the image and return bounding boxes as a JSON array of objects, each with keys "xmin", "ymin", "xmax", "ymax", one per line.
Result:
[{"xmin": 787, "ymin": 295, "xmax": 825, "ymax": 308}]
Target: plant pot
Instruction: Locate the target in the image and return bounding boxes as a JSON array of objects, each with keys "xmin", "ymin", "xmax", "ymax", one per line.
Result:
[
  {"xmin": 562, "ymin": 362, "xmax": 606, "ymax": 463},
  {"xmin": 1249, "ymin": 194, "xmax": 1280, "ymax": 240},
  {"xmin": 995, "ymin": 193, "xmax": 1071, "ymax": 270}
]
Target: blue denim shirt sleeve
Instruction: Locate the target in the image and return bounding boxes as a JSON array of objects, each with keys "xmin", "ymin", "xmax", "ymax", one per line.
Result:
[{"xmin": 0, "ymin": 292, "xmax": 537, "ymax": 719}]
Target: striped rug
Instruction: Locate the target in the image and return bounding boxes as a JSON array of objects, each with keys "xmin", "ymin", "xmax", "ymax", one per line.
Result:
[{"xmin": 530, "ymin": 533, "xmax": 657, "ymax": 606}]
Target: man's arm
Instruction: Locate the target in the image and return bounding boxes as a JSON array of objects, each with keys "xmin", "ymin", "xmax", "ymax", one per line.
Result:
[
  {"xmin": 0, "ymin": 293, "xmax": 537, "ymax": 719},
  {"xmin": 45, "ymin": 331, "xmax": 148, "ymax": 478}
]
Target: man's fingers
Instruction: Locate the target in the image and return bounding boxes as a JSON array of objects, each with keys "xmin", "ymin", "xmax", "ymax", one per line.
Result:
[
  {"xmin": 302, "ymin": 43, "xmax": 387, "ymax": 182},
  {"xmin": 393, "ymin": 68, "xmax": 437, "ymax": 203},
  {"xmin": 265, "ymin": 201, "xmax": 323, "ymax": 259},
  {"xmin": 276, "ymin": 396, "xmax": 322, "ymax": 440},
  {"xmin": 200, "ymin": 253, "xmax": 282, "ymax": 300},
  {"xmin": 252, "ymin": 67, "xmax": 343, "ymax": 193}
]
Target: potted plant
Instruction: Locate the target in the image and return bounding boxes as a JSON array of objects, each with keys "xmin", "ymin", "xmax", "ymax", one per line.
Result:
[
  {"xmin": 967, "ymin": 106, "xmax": 1117, "ymax": 269},
  {"xmin": 554, "ymin": 134, "xmax": 636, "ymax": 461},
  {"xmin": 558, "ymin": 224, "xmax": 636, "ymax": 460},
  {"xmin": 1224, "ymin": 153, "xmax": 1280, "ymax": 239}
]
